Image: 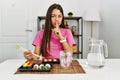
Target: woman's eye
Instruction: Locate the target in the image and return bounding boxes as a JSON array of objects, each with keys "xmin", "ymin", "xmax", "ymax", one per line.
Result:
[
  {"xmin": 58, "ymin": 15, "xmax": 62, "ymax": 18},
  {"xmin": 51, "ymin": 15, "xmax": 56, "ymax": 18},
  {"xmin": 51, "ymin": 15, "xmax": 62, "ymax": 18}
]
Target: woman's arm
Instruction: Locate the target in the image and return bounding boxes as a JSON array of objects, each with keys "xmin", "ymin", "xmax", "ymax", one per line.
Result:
[
  {"xmin": 59, "ymin": 36, "xmax": 74, "ymax": 52},
  {"xmin": 32, "ymin": 46, "xmax": 42, "ymax": 60},
  {"xmin": 34, "ymin": 46, "xmax": 41, "ymax": 55}
]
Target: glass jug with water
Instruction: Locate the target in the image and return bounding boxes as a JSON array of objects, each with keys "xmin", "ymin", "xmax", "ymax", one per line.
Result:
[{"xmin": 87, "ymin": 38, "xmax": 108, "ymax": 67}]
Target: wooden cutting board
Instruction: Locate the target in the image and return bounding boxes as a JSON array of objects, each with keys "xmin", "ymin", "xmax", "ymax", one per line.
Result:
[{"xmin": 15, "ymin": 60, "xmax": 86, "ymax": 74}]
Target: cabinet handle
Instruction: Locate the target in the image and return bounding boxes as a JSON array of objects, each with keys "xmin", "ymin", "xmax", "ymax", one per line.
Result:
[{"xmin": 25, "ymin": 29, "xmax": 32, "ymax": 32}]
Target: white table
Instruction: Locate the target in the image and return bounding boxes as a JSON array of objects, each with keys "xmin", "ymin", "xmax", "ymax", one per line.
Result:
[{"xmin": 0, "ymin": 59, "xmax": 120, "ymax": 80}]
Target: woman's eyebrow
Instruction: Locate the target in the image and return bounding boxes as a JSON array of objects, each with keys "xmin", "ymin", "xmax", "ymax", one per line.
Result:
[{"xmin": 51, "ymin": 13, "xmax": 62, "ymax": 15}]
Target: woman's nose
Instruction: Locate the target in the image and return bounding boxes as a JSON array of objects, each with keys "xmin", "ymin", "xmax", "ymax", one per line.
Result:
[{"xmin": 55, "ymin": 16, "xmax": 59, "ymax": 21}]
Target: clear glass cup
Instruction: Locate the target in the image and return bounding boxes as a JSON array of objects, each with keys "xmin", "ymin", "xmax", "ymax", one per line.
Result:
[{"xmin": 60, "ymin": 51, "xmax": 73, "ymax": 68}]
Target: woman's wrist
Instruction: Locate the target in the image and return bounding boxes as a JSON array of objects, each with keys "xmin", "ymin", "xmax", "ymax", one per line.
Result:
[{"xmin": 60, "ymin": 37, "xmax": 66, "ymax": 43}]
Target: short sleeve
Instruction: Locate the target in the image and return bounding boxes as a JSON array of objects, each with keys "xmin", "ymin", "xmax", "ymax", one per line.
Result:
[
  {"xmin": 66, "ymin": 29, "xmax": 76, "ymax": 45},
  {"xmin": 32, "ymin": 30, "xmax": 44, "ymax": 46}
]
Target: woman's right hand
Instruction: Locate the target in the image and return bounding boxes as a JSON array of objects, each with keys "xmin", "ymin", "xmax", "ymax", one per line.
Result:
[{"xmin": 24, "ymin": 51, "xmax": 33, "ymax": 60}]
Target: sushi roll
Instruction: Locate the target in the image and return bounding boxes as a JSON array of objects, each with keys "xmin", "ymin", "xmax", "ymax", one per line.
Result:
[
  {"xmin": 39, "ymin": 64, "xmax": 44, "ymax": 70},
  {"xmin": 45, "ymin": 63, "xmax": 51, "ymax": 70},
  {"xmin": 33, "ymin": 64, "xmax": 39, "ymax": 70},
  {"xmin": 27, "ymin": 61, "xmax": 34, "ymax": 67},
  {"xmin": 53, "ymin": 59, "xmax": 57, "ymax": 62},
  {"xmin": 48, "ymin": 59, "xmax": 52, "ymax": 62},
  {"xmin": 43, "ymin": 59, "xmax": 47, "ymax": 62},
  {"xmin": 23, "ymin": 61, "xmax": 30, "ymax": 67}
]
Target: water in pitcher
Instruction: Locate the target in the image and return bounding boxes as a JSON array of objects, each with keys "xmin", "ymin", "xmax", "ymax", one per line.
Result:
[{"xmin": 87, "ymin": 38, "xmax": 108, "ymax": 68}]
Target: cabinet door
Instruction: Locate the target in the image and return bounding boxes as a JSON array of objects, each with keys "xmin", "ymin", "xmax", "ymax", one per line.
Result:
[{"xmin": 0, "ymin": 0, "xmax": 31, "ymax": 62}]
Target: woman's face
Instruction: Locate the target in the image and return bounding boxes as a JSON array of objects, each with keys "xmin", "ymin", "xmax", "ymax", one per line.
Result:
[{"xmin": 51, "ymin": 9, "xmax": 63, "ymax": 28}]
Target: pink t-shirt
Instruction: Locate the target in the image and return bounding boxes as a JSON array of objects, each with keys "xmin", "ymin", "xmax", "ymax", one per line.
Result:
[{"xmin": 32, "ymin": 28, "xmax": 76, "ymax": 59}]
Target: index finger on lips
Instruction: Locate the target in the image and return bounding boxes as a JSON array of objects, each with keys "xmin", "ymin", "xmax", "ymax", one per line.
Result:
[{"xmin": 55, "ymin": 22, "xmax": 59, "ymax": 28}]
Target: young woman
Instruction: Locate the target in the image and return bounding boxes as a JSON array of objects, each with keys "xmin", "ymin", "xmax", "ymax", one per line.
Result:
[{"xmin": 24, "ymin": 3, "xmax": 76, "ymax": 60}]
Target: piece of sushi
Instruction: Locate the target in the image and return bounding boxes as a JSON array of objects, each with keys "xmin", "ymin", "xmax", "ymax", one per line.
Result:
[
  {"xmin": 43, "ymin": 59, "xmax": 47, "ymax": 62},
  {"xmin": 23, "ymin": 61, "xmax": 30, "ymax": 67},
  {"xmin": 33, "ymin": 64, "xmax": 39, "ymax": 70},
  {"xmin": 45, "ymin": 63, "xmax": 51, "ymax": 70},
  {"xmin": 53, "ymin": 59, "xmax": 57, "ymax": 62},
  {"xmin": 27, "ymin": 61, "xmax": 34, "ymax": 67},
  {"xmin": 48, "ymin": 59, "xmax": 52, "ymax": 62},
  {"xmin": 39, "ymin": 64, "xmax": 44, "ymax": 70}
]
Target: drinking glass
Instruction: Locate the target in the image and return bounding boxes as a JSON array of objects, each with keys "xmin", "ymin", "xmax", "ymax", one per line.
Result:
[{"xmin": 60, "ymin": 51, "xmax": 72, "ymax": 68}]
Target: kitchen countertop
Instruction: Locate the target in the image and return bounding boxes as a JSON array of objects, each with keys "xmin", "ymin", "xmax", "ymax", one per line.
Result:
[{"xmin": 0, "ymin": 59, "xmax": 120, "ymax": 80}]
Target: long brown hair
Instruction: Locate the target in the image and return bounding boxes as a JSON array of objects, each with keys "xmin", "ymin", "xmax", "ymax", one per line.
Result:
[{"xmin": 41, "ymin": 4, "xmax": 65, "ymax": 57}]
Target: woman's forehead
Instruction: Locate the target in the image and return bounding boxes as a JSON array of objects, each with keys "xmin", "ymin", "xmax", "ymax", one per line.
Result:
[{"xmin": 51, "ymin": 9, "xmax": 62, "ymax": 15}]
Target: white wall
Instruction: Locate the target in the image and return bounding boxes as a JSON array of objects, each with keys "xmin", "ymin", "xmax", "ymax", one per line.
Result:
[
  {"xmin": 2, "ymin": 0, "xmax": 120, "ymax": 62},
  {"xmin": 99, "ymin": 0, "xmax": 120, "ymax": 58}
]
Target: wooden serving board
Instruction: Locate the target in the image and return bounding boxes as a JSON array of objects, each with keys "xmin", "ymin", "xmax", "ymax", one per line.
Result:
[{"xmin": 15, "ymin": 60, "xmax": 86, "ymax": 74}]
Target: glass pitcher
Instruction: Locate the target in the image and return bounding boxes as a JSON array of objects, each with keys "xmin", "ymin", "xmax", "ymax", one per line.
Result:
[{"xmin": 87, "ymin": 38, "xmax": 108, "ymax": 67}]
